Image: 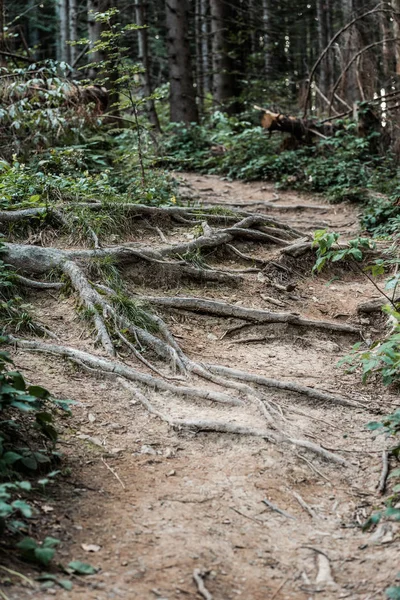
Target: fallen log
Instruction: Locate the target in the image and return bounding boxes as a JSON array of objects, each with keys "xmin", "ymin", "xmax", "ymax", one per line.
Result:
[{"xmin": 255, "ymin": 105, "xmax": 337, "ymax": 142}]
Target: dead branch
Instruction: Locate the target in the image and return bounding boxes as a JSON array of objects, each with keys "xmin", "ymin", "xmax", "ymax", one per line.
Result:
[
  {"xmin": 262, "ymin": 498, "xmax": 296, "ymax": 520},
  {"xmin": 329, "ymin": 38, "xmax": 400, "ymax": 114},
  {"xmin": 303, "ymin": 4, "xmax": 397, "ymax": 116},
  {"xmin": 292, "ymin": 491, "xmax": 317, "ymax": 519}
]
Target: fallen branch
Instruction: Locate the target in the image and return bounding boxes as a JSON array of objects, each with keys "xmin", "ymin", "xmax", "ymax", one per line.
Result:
[
  {"xmin": 292, "ymin": 491, "xmax": 317, "ymax": 519},
  {"xmin": 262, "ymin": 498, "xmax": 296, "ymax": 520}
]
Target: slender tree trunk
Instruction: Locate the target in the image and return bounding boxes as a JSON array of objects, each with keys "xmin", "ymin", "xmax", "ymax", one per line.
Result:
[
  {"xmin": 195, "ymin": 0, "xmax": 204, "ymax": 111},
  {"xmin": 316, "ymin": 0, "xmax": 330, "ymax": 100},
  {"xmin": 392, "ymin": 0, "xmax": 400, "ymax": 75},
  {"xmin": 262, "ymin": 0, "xmax": 270, "ymax": 76},
  {"xmin": 69, "ymin": 0, "xmax": 78, "ymax": 66},
  {"xmin": 135, "ymin": 2, "xmax": 161, "ymax": 131},
  {"xmin": 200, "ymin": 0, "xmax": 211, "ymax": 94},
  {"xmin": 57, "ymin": 0, "xmax": 70, "ymax": 63},
  {"xmin": 165, "ymin": 0, "xmax": 198, "ymax": 124},
  {"xmin": 87, "ymin": 0, "xmax": 102, "ymax": 77}
]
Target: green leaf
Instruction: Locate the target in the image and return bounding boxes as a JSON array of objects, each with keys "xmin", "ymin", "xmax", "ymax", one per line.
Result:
[
  {"xmin": 2, "ymin": 451, "xmax": 22, "ymax": 465},
  {"xmin": 21, "ymin": 455, "xmax": 37, "ymax": 470},
  {"xmin": 67, "ymin": 560, "xmax": 98, "ymax": 575},
  {"xmin": 17, "ymin": 537, "xmax": 37, "ymax": 551},
  {"xmin": 42, "ymin": 537, "xmax": 60, "ymax": 548},
  {"xmin": 386, "ymin": 586, "xmax": 400, "ymax": 599},
  {"xmin": 27, "ymin": 385, "xmax": 49, "ymax": 399},
  {"xmin": 12, "ymin": 500, "xmax": 33, "ymax": 518},
  {"xmin": 34, "ymin": 547, "xmax": 56, "ymax": 566}
]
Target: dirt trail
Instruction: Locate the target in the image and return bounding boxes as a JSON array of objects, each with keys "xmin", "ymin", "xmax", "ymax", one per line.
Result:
[{"xmin": 4, "ymin": 174, "xmax": 399, "ymax": 600}]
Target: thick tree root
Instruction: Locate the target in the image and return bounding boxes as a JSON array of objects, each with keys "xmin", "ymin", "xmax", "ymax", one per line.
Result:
[
  {"xmin": 9, "ymin": 337, "xmax": 242, "ymax": 406},
  {"xmin": 119, "ymin": 380, "xmax": 349, "ymax": 466},
  {"xmin": 205, "ymin": 365, "xmax": 364, "ymax": 408},
  {"xmin": 142, "ymin": 296, "xmax": 360, "ymax": 334},
  {"xmin": 9, "ymin": 336, "xmax": 351, "ymax": 466}
]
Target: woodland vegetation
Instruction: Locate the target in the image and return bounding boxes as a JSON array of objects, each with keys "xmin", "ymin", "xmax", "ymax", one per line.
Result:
[{"xmin": 0, "ymin": 0, "xmax": 399, "ymax": 597}]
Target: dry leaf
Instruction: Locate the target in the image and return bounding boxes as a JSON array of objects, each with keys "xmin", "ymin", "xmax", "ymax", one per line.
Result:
[{"xmin": 81, "ymin": 543, "xmax": 101, "ymax": 553}]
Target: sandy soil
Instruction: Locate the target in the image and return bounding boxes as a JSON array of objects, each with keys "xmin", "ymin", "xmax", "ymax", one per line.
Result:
[{"xmin": 2, "ymin": 174, "xmax": 399, "ymax": 600}]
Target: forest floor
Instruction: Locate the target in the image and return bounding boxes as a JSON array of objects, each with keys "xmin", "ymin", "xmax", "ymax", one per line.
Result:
[{"xmin": 3, "ymin": 174, "xmax": 399, "ymax": 600}]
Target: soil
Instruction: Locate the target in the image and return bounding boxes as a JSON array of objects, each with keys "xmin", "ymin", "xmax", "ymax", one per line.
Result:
[{"xmin": 2, "ymin": 174, "xmax": 399, "ymax": 600}]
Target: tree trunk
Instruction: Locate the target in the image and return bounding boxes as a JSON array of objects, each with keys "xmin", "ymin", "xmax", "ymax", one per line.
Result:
[
  {"xmin": 200, "ymin": 0, "xmax": 211, "ymax": 94},
  {"xmin": 87, "ymin": 0, "xmax": 102, "ymax": 78},
  {"xmin": 316, "ymin": 0, "xmax": 331, "ymax": 101},
  {"xmin": 392, "ymin": 0, "xmax": 400, "ymax": 75},
  {"xmin": 135, "ymin": 2, "xmax": 161, "ymax": 132},
  {"xmin": 262, "ymin": 0, "xmax": 270, "ymax": 75},
  {"xmin": 57, "ymin": 0, "xmax": 70, "ymax": 63},
  {"xmin": 210, "ymin": 0, "xmax": 239, "ymax": 113},
  {"xmin": 0, "ymin": 0, "xmax": 5, "ymax": 67},
  {"xmin": 195, "ymin": 0, "xmax": 204, "ymax": 110},
  {"xmin": 69, "ymin": 0, "xmax": 78, "ymax": 67},
  {"xmin": 165, "ymin": 0, "xmax": 198, "ymax": 124}
]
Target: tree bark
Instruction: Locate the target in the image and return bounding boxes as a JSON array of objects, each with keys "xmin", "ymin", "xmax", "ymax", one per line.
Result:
[
  {"xmin": 69, "ymin": 0, "xmax": 78, "ymax": 66},
  {"xmin": 392, "ymin": 0, "xmax": 400, "ymax": 75},
  {"xmin": 57, "ymin": 0, "xmax": 70, "ymax": 63},
  {"xmin": 210, "ymin": 0, "xmax": 238, "ymax": 112},
  {"xmin": 165, "ymin": 0, "xmax": 198, "ymax": 124},
  {"xmin": 87, "ymin": 0, "xmax": 102, "ymax": 78},
  {"xmin": 135, "ymin": 2, "xmax": 161, "ymax": 132}
]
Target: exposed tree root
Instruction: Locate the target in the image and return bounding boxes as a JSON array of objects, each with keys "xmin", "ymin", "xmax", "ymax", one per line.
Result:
[
  {"xmin": 142, "ymin": 296, "xmax": 360, "ymax": 334},
  {"xmin": 2, "ymin": 200, "xmax": 365, "ymax": 469},
  {"xmin": 205, "ymin": 365, "xmax": 364, "ymax": 408},
  {"xmin": 8, "ymin": 336, "xmax": 350, "ymax": 465},
  {"xmin": 118, "ymin": 380, "xmax": 349, "ymax": 466}
]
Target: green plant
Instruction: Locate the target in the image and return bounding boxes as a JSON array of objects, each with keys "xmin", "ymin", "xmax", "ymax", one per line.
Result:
[
  {"xmin": 16, "ymin": 536, "xmax": 61, "ymax": 566},
  {"xmin": 0, "ymin": 338, "xmax": 70, "ymax": 568}
]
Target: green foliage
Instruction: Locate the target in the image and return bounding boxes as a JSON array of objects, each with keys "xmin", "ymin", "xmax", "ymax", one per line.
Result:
[
  {"xmin": 0, "ymin": 62, "xmax": 99, "ymax": 160},
  {"xmin": 311, "ymin": 229, "xmax": 375, "ymax": 273},
  {"xmin": 160, "ymin": 112, "xmax": 398, "ymax": 235},
  {"xmin": 16, "ymin": 536, "xmax": 60, "ymax": 566},
  {"xmin": 0, "ymin": 337, "xmax": 70, "ymax": 566},
  {"xmin": 364, "ymin": 409, "xmax": 400, "ymax": 550}
]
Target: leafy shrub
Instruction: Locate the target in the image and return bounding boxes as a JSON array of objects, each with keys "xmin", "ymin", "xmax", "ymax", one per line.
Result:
[{"xmin": 0, "ymin": 343, "xmax": 69, "ymax": 547}]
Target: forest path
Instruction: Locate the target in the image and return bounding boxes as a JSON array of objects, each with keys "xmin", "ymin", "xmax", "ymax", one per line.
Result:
[{"xmin": 5, "ymin": 174, "xmax": 399, "ymax": 600}]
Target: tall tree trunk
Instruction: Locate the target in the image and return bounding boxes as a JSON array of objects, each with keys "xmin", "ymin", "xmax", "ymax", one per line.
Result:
[
  {"xmin": 210, "ymin": 0, "xmax": 239, "ymax": 112},
  {"xmin": 57, "ymin": 0, "xmax": 70, "ymax": 63},
  {"xmin": 165, "ymin": 0, "xmax": 198, "ymax": 124},
  {"xmin": 200, "ymin": 0, "xmax": 211, "ymax": 94},
  {"xmin": 262, "ymin": 0, "xmax": 270, "ymax": 76},
  {"xmin": 135, "ymin": 2, "xmax": 161, "ymax": 131},
  {"xmin": 392, "ymin": 0, "xmax": 400, "ymax": 75},
  {"xmin": 316, "ymin": 0, "xmax": 331, "ymax": 101},
  {"xmin": 87, "ymin": 0, "xmax": 102, "ymax": 78},
  {"xmin": 69, "ymin": 0, "xmax": 78, "ymax": 67},
  {"xmin": 195, "ymin": 0, "xmax": 204, "ymax": 111}
]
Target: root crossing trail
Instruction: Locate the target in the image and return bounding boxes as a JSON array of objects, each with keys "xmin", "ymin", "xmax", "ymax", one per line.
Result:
[{"xmin": 6, "ymin": 174, "xmax": 399, "ymax": 600}]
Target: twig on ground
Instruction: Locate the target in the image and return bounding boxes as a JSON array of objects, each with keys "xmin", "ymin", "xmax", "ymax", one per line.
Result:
[
  {"xmin": 271, "ymin": 578, "xmax": 290, "ymax": 600},
  {"xmin": 193, "ymin": 569, "xmax": 213, "ymax": 600},
  {"xmin": 296, "ymin": 454, "xmax": 332, "ymax": 485},
  {"xmin": 101, "ymin": 457, "xmax": 125, "ymax": 490},
  {"xmin": 262, "ymin": 498, "xmax": 296, "ymax": 520},
  {"xmin": 292, "ymin": 491, "xmax": 318, "ymax": 519},
  {"xmin": 229, "ymin": 506, "xmax": 264, "ymax": 524}
]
